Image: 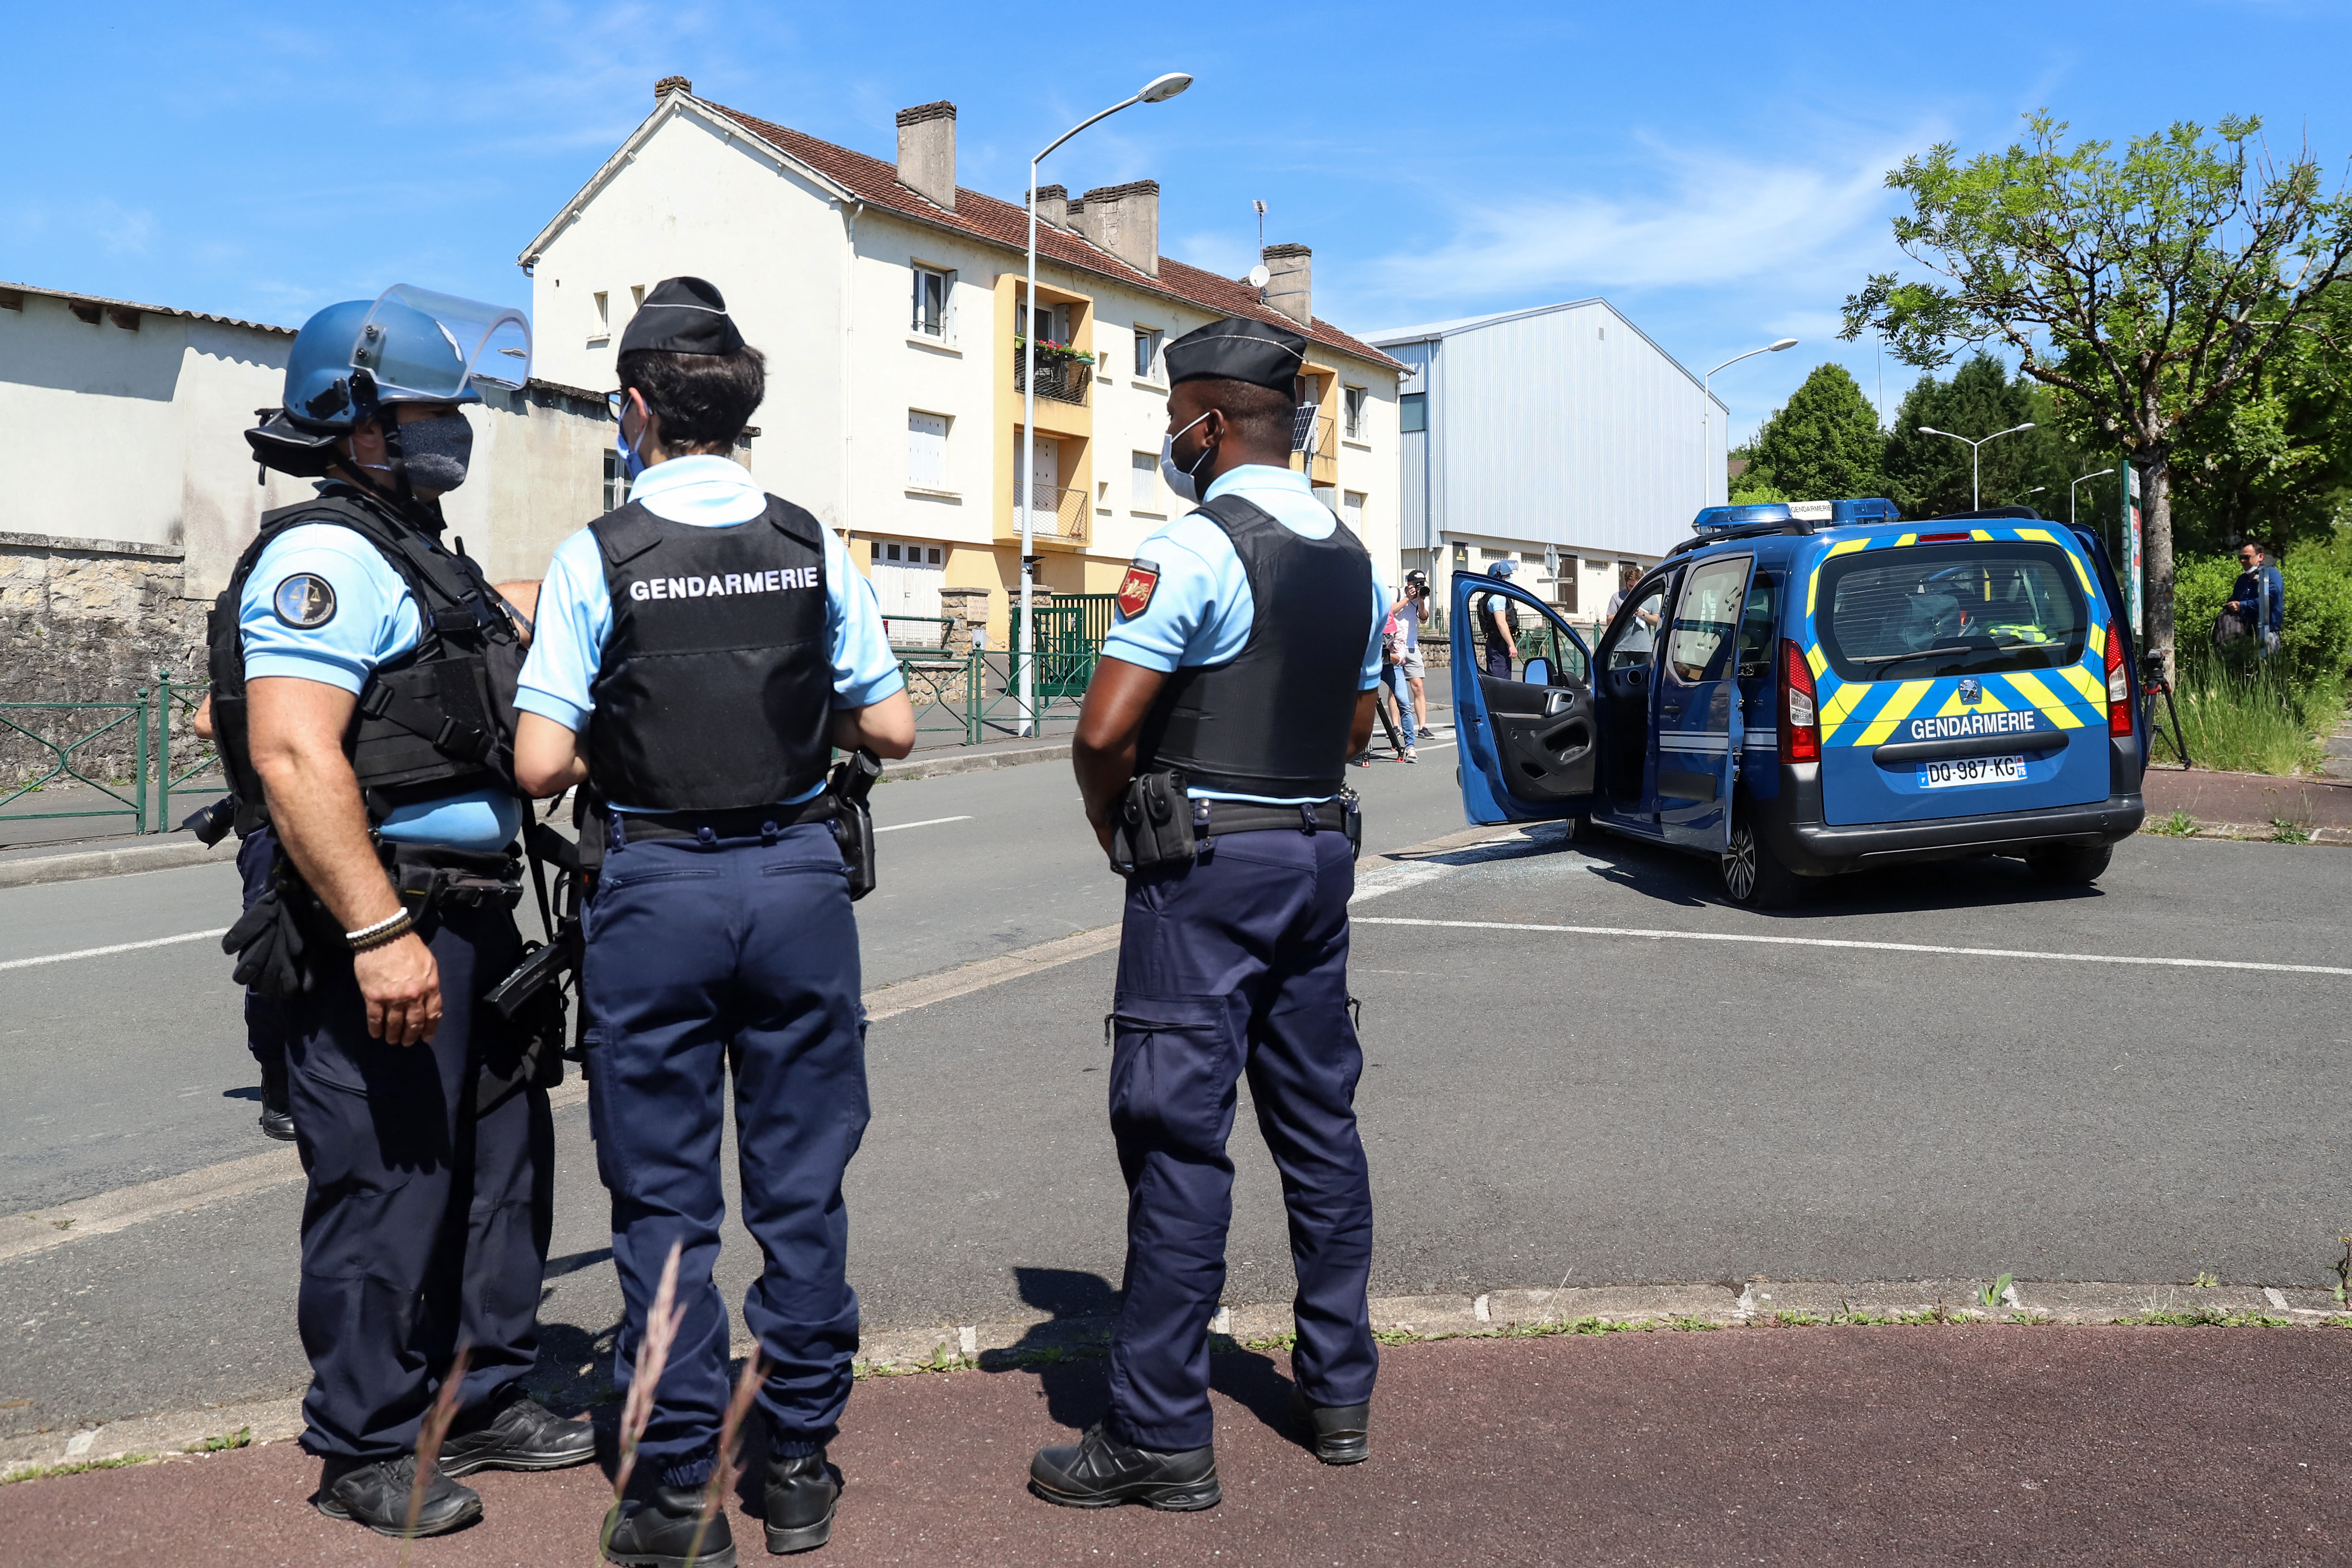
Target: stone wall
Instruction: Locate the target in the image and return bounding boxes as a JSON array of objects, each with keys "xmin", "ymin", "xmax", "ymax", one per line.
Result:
[{"xmin": 0, "ymin": 533, "xmax": 206, "ymax": 787}]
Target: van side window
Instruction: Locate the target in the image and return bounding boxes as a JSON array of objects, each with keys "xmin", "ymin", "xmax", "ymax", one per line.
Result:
[
  {"xmin": 1604, "ymin": 582, "xmax": 1665, "ymax": 670},
  {"xmin": 1665, "ymin": 558, "xmax": 1747, "ymax": 684},
  {"xmin": 1736, "ymin": 573, "xmax": 1777, "ymax": 678}
]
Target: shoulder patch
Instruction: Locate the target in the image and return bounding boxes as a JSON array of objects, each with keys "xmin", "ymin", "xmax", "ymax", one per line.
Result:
[
  {"xmin": 1116, "ymin": 559, "xmax": 1161, "ymax": 620},
  {"xmin": 271, "ymin": 574, "xmax": 337, "ymax": 629}
]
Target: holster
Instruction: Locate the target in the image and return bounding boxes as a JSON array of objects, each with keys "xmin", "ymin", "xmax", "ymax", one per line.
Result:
[
  {"xmin": 1111, "ymin": 770, "xmax": 1197, "ymax": 877},
  {"xmin": 828, "ymin": 749, "xmax": 882, "ymax": 901}
]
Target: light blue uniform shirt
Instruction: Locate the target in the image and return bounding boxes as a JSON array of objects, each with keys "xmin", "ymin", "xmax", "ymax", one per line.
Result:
[
  {"xmin": 1102, "ymin": 464, "xmax": 1388, "ymax": 805},
  {"xmin": 239, "ymin": 499, "xmax": 524, "ymax": 853},
  {"xmin": 516, "ymin": 455, "xmax": 905, "ymax": 811}
]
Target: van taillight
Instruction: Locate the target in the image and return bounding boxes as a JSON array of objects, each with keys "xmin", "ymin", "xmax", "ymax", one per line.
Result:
[
  {"xmin": 1780, "ymin": 639, "xmax": 1819, "ymax": 762},
  {"xmin": 2105, "ymin": 626, "xmax": 2131, "ymax": 736}
]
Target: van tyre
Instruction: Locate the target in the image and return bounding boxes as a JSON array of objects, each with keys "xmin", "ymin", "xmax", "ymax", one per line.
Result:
[
  {"xmin": 2027, "ymin": 843, "xmax": 2111, "ymax": 885},
  {"xmin": 1721, "ymin": 817, "xmax": 1801, "ymax": 909}
]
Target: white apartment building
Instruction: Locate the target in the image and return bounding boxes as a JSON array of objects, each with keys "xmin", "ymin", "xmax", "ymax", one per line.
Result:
[{"xmin": 520, "ymin": 78, "xmax": 1406, "ymax": 646}]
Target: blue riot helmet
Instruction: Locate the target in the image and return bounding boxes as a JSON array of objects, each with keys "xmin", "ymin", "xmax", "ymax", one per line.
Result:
[{"xmin": 247, "ymin": 285, "xmax": 530, "ymax": 489}]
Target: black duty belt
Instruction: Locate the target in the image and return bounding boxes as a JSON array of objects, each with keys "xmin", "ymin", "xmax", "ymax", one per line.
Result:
[
  {"xmin": 606, "ymin": 793, "xmax": 839, "ymax": 846},
  {"xmin": 380, "ymin": 842, "xmax": 525, "ymax": 912},
  {"xmin": 1198, "ymin": 796, "xmax": 1358, "ymax": 839}
]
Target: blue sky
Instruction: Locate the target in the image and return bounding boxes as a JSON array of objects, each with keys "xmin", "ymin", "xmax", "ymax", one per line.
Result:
[{"xmin": 9, "ymin": 1, "xmax": 2348, "ymax": 442}]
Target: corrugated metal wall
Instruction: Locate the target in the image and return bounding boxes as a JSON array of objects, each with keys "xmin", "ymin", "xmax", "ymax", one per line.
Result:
[{"xmin": 1402, "ymin": 300, "xmax": 1723, "ymax": 560}]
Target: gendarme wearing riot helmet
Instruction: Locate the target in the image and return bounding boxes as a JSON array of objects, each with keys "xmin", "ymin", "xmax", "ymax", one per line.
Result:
[
  {"xmin": 511, "ymin": 277, "xmax": 915, "ymax": 1565},
  {"xmin": 216, "ymin": 287, "xmax": 595, "ymax": 1539},
  {"xmin": 1031, "ymin": 315, "xmax": 1389, "ymax": 1512}
]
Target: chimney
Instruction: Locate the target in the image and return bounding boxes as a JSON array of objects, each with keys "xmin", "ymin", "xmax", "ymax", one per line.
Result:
[
  {"xmin": 1262, "ymin": 244, "xmax": 1313, "ymax": 325},
  {"xmin": 895, "ymin": 101, "xmax": 957, "ymax": 211},
  {"xmin": 1028, "ymin": 184, "xmax": 1068, "ymax": 229},
  {"xmin": 1065, "ymin": 198, "xmax": 1094, "ymax": 246},
  {"xmin": 653, "ymin": 75, "xmax": 692, "ymax": 102},
  {"xmin": 1078, "ymin": 181, "xmax": 1161, "ymax": 278}
]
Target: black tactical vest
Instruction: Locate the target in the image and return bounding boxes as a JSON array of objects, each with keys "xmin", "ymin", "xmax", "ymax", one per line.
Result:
[
  {"xmin": 587, "ymin": 496, "xmax": 833, "ymax": 811},
  {"xmin": 208, "ymin": 487, "xmax": 525, "ymax": 837},
  {"xmin": 1136, "ymin": 494, "xmax": 1375, "ymax": 799}
]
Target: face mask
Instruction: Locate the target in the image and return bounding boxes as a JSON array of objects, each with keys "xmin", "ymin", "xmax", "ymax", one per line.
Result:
[
  {"xmin": 391, "ymin": 411, "xmax": 474, "ymax": 492},
  {"xmin": 615, "ymin": 407, "xmax": 648, "ymax": 485},
  {"xmin": 1158, "ymin": 412, "xmax": 1214, "ymax": 505}
]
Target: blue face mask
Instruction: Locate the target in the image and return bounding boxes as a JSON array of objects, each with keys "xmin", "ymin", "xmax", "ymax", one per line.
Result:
[
  {"xmin": 615, "ymin": 413, "xmax": 647, "ymax": 485},
  {"xmin": 1158, "ymin": 411, "xmax": 1213, "ymax": 505}
]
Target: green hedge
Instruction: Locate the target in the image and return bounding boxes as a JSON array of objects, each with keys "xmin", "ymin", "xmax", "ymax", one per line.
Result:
[{"xmin": 2172, "ymin": 548, "xmax": 2352, "ymax": 700}]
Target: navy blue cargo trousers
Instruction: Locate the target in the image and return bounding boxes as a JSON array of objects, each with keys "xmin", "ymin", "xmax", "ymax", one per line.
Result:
[
  {"xmin": 285, "ymin": 901, "xmax": 554, "ymax": 1459},
  {"xmin": 584, "ymin": 820, "xmax": 868, "ymax": 1490},
  {"xmin": 1105, "ymin": 823, "xmax": 1378, "ymax": 1452}
]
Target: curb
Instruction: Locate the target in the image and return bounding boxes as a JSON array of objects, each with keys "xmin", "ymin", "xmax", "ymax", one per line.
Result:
[
  {"xmin": 0, "ymin": 837, "xmax": 236, "ymax": 891},
  {"xmin": 884, "ymin": 742, "xmax": 1070, "ymax": 783},
  {"xmin": 13, "ymin": 1276, "xmax": 2345, "ymax": 1480},
  {"xmin": 2141, "ymin": 819, "xmax": 2352, "ymax": 847}
]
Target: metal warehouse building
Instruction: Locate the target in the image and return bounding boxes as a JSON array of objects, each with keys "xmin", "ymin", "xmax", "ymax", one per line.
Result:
[{"xmin": 1367, "ymin": 298, "xmax": 1725, "ymax": 637}]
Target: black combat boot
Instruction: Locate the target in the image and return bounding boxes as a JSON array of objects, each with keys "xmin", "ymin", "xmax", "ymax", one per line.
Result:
[
  {"xmin": 1289, "ymin": 1388, "xmax": 1371, "ymax": 1464},
  {"xmin": 438, "ymin": 1387, "xmax": 599, "ymax": 1475},
  {"xmin": 603, "ymin": 1484, "xmax": 736, "ymax": 1568},
  {"xmin": 1028, "ymin": 1423, "xmax": 1220, "ymax": 1511},
  {"xmin": 258, "ymin": 1060, "xmax": 296, "ymax": 1142},
  {"xmin": 314, "ymin": 1452, "xmax": 482, "ymax": 1537},
  {"xmin": 764, "ymin": 1449, "xmax": 840, "ymax": 1553}
]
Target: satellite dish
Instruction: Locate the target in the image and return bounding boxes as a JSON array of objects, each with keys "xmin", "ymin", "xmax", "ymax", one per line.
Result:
[{"xmin": 1248, "ymin": 265, "xmax": 1270, "ymax": 289}]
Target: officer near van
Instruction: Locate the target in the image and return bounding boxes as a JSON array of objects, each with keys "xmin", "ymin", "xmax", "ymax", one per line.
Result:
[
  {"xmin": 215, "ymin": 287, "xmax": 593, "ymax": 1539},
  {"xmin": 1481, "ymin": 560, "xmax": 1520, "ymax": 676},
  {"xmin": 1033, "ymin": 315, "xmax": 1387, "ymax": 1512},
  {"xmin": 510, "ymin": 278, "xmax": 915, "ymax": 1563}
]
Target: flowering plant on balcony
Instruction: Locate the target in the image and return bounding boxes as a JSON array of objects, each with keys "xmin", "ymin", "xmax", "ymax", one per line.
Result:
[{"xmin": 1015, "ymin": 337, "xmax": 1096, "ymax": 366}]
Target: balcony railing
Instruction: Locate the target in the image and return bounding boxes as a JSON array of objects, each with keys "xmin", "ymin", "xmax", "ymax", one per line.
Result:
[
  {"xmin": 1012, "ymin": 483, "xmax": 1090, "ymax": 546},
  {"xmin": 1014, "ymin": 350, "xmax": 1092, "ymax": 407}
]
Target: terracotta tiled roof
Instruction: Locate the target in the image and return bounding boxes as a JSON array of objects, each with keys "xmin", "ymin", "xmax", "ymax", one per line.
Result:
[{"xmin": 701, "ymin": 99, "xmax": 1402, "ymax": 372}]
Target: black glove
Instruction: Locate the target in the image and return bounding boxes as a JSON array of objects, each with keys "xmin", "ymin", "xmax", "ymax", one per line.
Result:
[{"xmin": 222, "ymin": 887, "xmax": 311, "ymax": 998}]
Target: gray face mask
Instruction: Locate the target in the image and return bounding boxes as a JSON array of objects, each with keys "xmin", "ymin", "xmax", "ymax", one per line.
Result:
[{"xmin": 388, "ymin": 411, "xmax": 473, "ymax": 492}]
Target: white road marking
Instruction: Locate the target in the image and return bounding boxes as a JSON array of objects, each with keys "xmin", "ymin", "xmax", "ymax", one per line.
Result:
[
  {"xmin": 874, "ymin": 815, "xmax": 974, "ymax": 834},
  {"xmin": 0, "ymin": 928, "xmax": 230, "ymax": 972},
  {"xmin": 1349, "ymin": 862, "xmax": 1452, "ymax": 905},
  {"xmin": 1351, "ymin": 917, "xmax": 2352, "ymax": 977}
]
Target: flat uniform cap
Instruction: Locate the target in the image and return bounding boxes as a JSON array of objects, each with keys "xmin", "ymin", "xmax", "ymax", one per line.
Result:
[
  {"xmin": 1163, "ymin": 316, "xmax": 1308, "ymax": 395},
  {"xmin": 618, "ymin": 276, "xmax": 746, "ymax": 357}
]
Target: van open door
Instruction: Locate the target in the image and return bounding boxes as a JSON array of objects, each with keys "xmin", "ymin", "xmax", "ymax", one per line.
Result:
[
  {"xmin": 1451, "ymin": 572, "xmax": 1600, "ymax": 825},
  {"xmin": 1655, "ymin": 552, "xmax": 1753, "ymax": 852}
]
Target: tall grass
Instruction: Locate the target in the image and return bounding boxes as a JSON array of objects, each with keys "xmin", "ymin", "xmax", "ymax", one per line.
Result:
[{"xmin": 2156, "ymin": 650, "xmax": 2334, "ymax": 775}]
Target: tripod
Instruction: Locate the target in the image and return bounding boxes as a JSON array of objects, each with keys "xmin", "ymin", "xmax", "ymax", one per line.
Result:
[{"xmin": 2138, "ymin": 652, "xmax": 2192, "ymax": 769}]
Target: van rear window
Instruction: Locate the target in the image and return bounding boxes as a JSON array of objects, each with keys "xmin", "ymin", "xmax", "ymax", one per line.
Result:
[{"xmin": 1816, "ymin": 542, "xmax": 2087, "ymax": 682}]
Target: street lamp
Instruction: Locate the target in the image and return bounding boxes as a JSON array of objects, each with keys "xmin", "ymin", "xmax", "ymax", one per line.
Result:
[
  {"xmin": 1701, "ymin": 339, "xmax": 1797, "ymax": 507},
  {"xmin": 2070, "ymin": 467, "xmax": 2116, "ymax": 529},
  {"xmin": 1916, "ymin": 422, "xmax": 2034, "ymax": 511},
  {"xmin": 1018, "ymin": 71, "xmax": 1192, "ymax": 735}
]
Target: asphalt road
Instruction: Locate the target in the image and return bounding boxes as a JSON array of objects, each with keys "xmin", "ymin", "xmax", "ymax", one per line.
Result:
[{"xmin": 7, "ymin": 740, "xmax": 2351, "ymax": 1446}]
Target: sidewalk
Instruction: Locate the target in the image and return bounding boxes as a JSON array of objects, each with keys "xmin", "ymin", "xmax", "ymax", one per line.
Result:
[
  {"xmin": 1, "ymin": 1326, "xmax": 2342, "ymax": 1565},
  {"xmin": 2141, "ymin": 764, "xmax": 2352, "ymax": 830}
]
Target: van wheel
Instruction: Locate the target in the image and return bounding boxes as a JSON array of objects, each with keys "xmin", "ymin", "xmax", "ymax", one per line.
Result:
[
  {"xmin": 2027, "ymin": 844, "xmax": 2111, "ymax": 885},
  {"xmin": 1722, "ymin": 817, "xmax": 1801, "ymax": 909}
]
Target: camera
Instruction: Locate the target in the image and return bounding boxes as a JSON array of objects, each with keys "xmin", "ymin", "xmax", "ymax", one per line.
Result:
[{"xmin": 179, "ymin": 795, "xmax": 237, "ymax": 847}]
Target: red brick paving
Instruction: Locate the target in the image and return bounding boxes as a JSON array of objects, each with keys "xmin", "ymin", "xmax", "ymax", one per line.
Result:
[
  {"xmin": 2142, "ymin": 765, "xmax": 2352, "ymax": 829},
  {"xmin": 3, "ymin": 1327, "xmax": 2345, "ymax": 1566}
]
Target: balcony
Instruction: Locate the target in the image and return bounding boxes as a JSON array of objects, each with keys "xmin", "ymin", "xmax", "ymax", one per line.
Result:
[
  {"xmin": 1014, "ymin": 344, "xmax": 1092, "ymax": 407},
  {"xmin": 1010, "ymin": 482, "xmax": 1090, "ymax": 547}
]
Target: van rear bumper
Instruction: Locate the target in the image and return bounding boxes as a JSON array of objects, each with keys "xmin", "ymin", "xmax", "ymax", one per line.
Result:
[{"xmin": 1756, "ymin": 774, "xmax": 2144, "ymax": 874}]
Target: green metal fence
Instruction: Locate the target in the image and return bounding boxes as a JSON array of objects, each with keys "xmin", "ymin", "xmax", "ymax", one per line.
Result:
[{"xmin": 0, "ymin": 670, "xmax": 227, "ymax": 837}]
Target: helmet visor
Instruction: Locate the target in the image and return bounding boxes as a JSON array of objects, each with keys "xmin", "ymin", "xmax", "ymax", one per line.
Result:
[{"xmin": 353, "ymin": 284, "xmax": 533, "ymax": 401}]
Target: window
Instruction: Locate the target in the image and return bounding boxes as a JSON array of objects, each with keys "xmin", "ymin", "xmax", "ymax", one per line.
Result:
[
  {"xmin": 1343, "ymin": 385, "xmax": 1366, "ymax": 439},
  {"xmin": 1666, "ymin": 558, "xmax": 1749, "ymax": 685},
  {"xmin": 911, "ymin": 265, "xmax": 953, "ymax": 338},
  {"xmin": 592, "ymin": 292, "xmax": 609, "ymax": 342},
  {"xmin": 1132, "ymin": 451, "xmax": 1159, "ymax": 511},
  {"xmin": 1133, "ymin": 327, "xmax": 1164, "ymax": 380},
  {"xmin": 630, "ymin": 284, "xmax": 646, "ymax": 309},
  {"xmin": 603, "ymin": 449, "xmax": 619, "ymax": 511},
  {"xmin": 1554, "ymin": 557, "xmax": 1579, "ymax": 615},
  {"xmin": 1736, "ymin": 574, "xmax": 1778, "ymax": 677},
  {"xmin": 1399, "ymin": 392, "xmax": 1427, "ymax": 433},
  {"xmin": 1605, "ymin": 581, "xmax": 1664, "ymax": 669},
  {"xmin": 907, "ymin": 410, "xmax": 949, "ymax": 489},
  {"xmin": 1817, "ymin": 543, "xmax": 2087, "ymax": 682},
  {"xmin": 1343, "ymin": 490, "xmax": 1365, "ymax": 533}
]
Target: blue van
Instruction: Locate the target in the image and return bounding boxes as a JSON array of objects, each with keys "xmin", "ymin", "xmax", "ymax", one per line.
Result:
[{"xmin": 1449, "ymin": 501, "xmax": 2147, "ymax": 906}]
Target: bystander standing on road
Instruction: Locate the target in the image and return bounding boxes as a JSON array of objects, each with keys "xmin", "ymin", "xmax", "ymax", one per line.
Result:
[
  {"xmin": 1482, "ymin": 561, "xmax": 1519, "ymax": 678},
  {"xmin": 1379, "ymin": 600, "xmax": 1418, "ymax": 762},
  {"xmin": 1395, "ymin": 570, "xmax": 1435, "ymax": 735},
  {"xmin": 1043, "ymin": 315, "xmax": 1384, "ymax": 1513},
  {"xmin": 2225, "ymin": 540, "xmax": 2285, "ymax": 657},
  {"xmin": 512, "ymin": 278, "xmax": 915, "ymax": 1564},
  {"xmin": 214, "ymin": 290, "xmax": 593, "ymax": 1539}
]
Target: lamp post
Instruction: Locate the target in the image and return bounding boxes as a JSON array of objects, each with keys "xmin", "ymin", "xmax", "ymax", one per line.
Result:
[
  {"xmin": 1017, "ymin": 71, "xmax": 1192, "ymax": 735},
  {"xmin": 1916, "ymin": 422, "xmax": 2034, "ymax": 511},
  {"xmin": 2070, "ymin": 467, "xmax": 2116, "ymax": 530},
  {"xmin": 1700, "ymin": 339, "xmax": 1797, "ymax": 508}
]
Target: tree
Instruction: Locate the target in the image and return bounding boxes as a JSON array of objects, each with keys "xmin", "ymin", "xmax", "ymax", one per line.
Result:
[
  {"xmin": 2166, "ymin": 283, "xmax": 2352, "ymax": 554},
  {"xmin": 1841, "ymin": 112, "xmax": 2352, "ymax": 672},
  {"xmin": 1740, "ymin": 363, "xmax": 1885, "ymax": 502}
]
